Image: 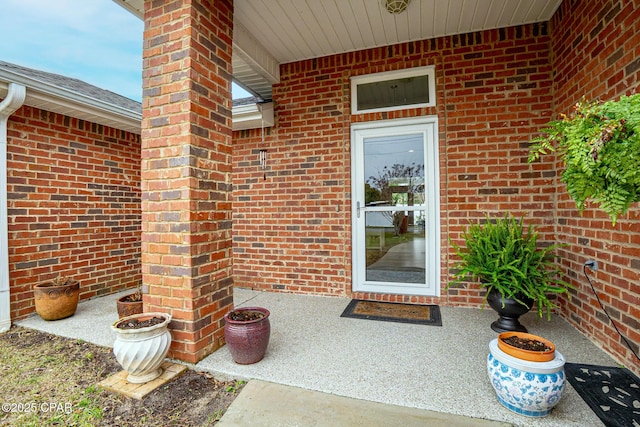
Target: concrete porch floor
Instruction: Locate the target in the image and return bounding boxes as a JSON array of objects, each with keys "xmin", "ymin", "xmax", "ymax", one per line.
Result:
[{"xmin": 17, "ymin": 288, "xmax": 616, "ymax": 426}]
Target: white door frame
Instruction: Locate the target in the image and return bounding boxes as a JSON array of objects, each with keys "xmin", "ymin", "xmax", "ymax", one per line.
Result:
[{"xmin": 351, "ymin": 116, "xmax": 440, "ymax": 296}]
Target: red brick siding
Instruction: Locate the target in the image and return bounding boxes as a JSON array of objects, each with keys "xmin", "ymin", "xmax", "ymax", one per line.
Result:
[
  {"xmin": 232, "ymin": 69, "xmax": 352, "ymax": 297},
  {"xmin": 550, "ymin": 0, "xmax": 640, "ymax": 374},
  {"xmin": 7, "ymin": 106, "xmax": 141, "ymax": 321},
  {"xmin": 233, "ymin": 24, "xmax": 555, "ymax": 307},
  {"xmin": 442, "ymin": 26, "xmax": 557, "ymax": 308},
  {"xmin": 142, "ymin": 0, "xmax": 234, "ymax": 363}
]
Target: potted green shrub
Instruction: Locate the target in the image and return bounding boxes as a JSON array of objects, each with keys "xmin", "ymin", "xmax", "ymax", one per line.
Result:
[
  {"xmin": 449, "ymin": 214, "xmax": 573, "ymax": 332},
  {"xmin": 528, "ymin": 94, "xmax": 640, "ymax": 225}
]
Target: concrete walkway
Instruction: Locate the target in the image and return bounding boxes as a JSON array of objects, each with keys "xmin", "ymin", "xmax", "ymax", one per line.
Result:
[
  {"xmin": 369, "ymin": 237, "xmax": 426, "ymax": 271},
  {"xmin": 367, "ymin": 237, "xmax": 426, "ymax": 283},
  {"xmin": 17, "ymin": 288, "xmax": 616, "ymax": 426},
  {"xmin": 218, "ymin": 380, "xmax": 511, "ymax": 426}
]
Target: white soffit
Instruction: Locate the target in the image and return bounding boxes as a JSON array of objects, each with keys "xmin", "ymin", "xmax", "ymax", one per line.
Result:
[
  {"xmin": 234, "ymin": 0, "xmax": 562, "ymax": 64},
  {"xmin": 115, "ymin": 0, "xmax": 563, "ymax": 104},
  {"xmin": 233, "ymin": 21, "xmax": 280, "ymax": 99},
  {"xmin": 112, "ymin": 0, "xmax": 143, "ymax": 17}
]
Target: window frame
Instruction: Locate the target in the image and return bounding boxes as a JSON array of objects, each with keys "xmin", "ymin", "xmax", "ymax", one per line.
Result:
[{"xmin": 350, "ymin": 65, "xmax": 436, "ymax": 115}]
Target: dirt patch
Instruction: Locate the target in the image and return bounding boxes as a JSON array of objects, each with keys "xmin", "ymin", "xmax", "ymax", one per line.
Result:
[
  {"xmin": 0, "ymin": 326, "xmax": 243, "ymax": 426},
  {"xmin": 104, "ymin": 370, "xmax": 242, "ymax": 426}
]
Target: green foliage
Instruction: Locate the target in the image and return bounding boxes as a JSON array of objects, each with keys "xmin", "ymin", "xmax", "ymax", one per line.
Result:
[
  {"xmin": 449, "ymin": 214, "xmax": 573, "ymax": 319},
  {"xmin": 364, "ymin": 183, "xmax": 381, "ymax": 205},
  {"xmin": 529, "ymin": 94, "xmax": 640, "ymax": 225},
  {"xmin": 367, "ymin": 163, "xmax": 424, "ymax": 204},
  {"xmin": 225, "ymin": 380, "xmax": 246, "ymax": 394}
]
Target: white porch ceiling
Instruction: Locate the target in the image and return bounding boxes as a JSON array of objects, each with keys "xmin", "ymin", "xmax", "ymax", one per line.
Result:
[{"xmin": 114, "ymin": 0, "xmax": 562, "ymax": 100}]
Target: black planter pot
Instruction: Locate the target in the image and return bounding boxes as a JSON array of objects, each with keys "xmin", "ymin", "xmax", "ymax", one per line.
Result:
[{"xmin": 486, "ymin": 288, "xmax": 534, "ymax": 333}]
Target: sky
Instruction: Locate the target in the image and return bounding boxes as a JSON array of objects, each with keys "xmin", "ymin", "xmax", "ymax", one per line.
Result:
[{"xmin": 0, "ymin": 0, "xmax": 250, "ymax": 103}]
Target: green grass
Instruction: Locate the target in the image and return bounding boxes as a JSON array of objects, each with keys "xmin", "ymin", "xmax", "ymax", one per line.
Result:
[{"xmin": 0, "ymin": 336, "xmax": 106, "ymax": 427}]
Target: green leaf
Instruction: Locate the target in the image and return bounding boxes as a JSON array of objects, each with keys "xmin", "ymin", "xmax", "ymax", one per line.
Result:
[{"xmin": 528, "ymin": 94, "xmax": 640, "ymax": 224}]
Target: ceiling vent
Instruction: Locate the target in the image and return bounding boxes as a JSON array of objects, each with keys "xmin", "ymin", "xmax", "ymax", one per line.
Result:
[{"xmin": 384, "ymin": 0, "xmax": 410, "ymax": 14}]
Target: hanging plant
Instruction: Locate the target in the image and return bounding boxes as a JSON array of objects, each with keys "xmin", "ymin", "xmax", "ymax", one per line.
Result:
[{"xmin": 528, "ymin": 94, "xmax": 640, "ymax": 225}]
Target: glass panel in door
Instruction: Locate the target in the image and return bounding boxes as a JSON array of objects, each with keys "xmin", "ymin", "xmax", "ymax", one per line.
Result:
[
  {"xmin": 363, "ymin": 134, "xmax": 426, "ymax": 285},
  {"xmin": 365, "ymin": 212, "xmax": 425, "ymax": 283}
]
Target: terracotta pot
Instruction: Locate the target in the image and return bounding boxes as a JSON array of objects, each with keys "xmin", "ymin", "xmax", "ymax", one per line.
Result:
[
  {"xmin": 33, "ymin": 280, "xmax": 80, "ymax": 321},
  {"xmin": 116, "ymin": 293, "xmax": 143, "ymax": 319},
  {"xmin": 498, "ymin": 331, "xmax": 555, "ymax": 362},
  {"xmin": 111, "ymin": 312, "xmax": 172, "ymax": 384},
  {"xmin": 224, "ymin": 307, "xmax": 270, "ymax": 364},
  {"xmin": 486, "ymin": 288, "xmax": 534, "ymax": 333}
]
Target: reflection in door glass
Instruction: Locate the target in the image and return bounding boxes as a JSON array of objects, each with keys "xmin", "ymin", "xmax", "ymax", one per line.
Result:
[
  {"xmin": 365, "ymin": 212, "xmax": 426, "ymax": 284},
  {"xmin": 364, "ymin": 135, "xmax": 425, "ymax": 206}
]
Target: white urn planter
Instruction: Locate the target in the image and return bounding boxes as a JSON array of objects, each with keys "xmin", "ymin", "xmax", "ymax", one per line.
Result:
[
  {"xmin": 487, "ymin": 338, "xmax": 566, "ymax": 417},
  {"xmin": 111, "ymin": 312, "xmax": 172, "ymax": 384}
]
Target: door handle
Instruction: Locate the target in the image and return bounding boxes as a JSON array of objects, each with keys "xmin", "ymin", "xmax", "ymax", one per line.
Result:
[{"xmin": 356, "ymin": 201, "xmax": 361, "ymax": 218}]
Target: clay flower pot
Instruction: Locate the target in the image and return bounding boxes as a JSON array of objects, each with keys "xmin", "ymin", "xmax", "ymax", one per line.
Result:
[
  {"xmin": 224, "ymin": 307, "xmax": 270, "ymax": 364},
  {"xmin": 116, "ymin": 292, "xmax": 143, "ymax": 319},
  {"xmin": 33, "ymin": 278, "xmax": 80, "ymax": 321},
  {"xmin": 488, "ymin": 337, "xmax": 566, "ymax": 417},
  {"xmin": 112, "ymin": 312, "xmax": 172, "ymax": 384},
  {"xmin": 498, "ymin": 331, "xmax": 555, "ymax": 362}
]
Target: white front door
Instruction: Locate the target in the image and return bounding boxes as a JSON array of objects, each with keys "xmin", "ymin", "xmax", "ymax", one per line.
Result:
[{"xmin": 351, "ymin": 117, "xmax": 440, "ymax": 296}]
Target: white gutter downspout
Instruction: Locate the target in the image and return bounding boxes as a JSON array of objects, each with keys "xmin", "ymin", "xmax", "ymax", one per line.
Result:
[{"xmin": 0, "ymin": 83, "xmax": 26, "ymax": 333}]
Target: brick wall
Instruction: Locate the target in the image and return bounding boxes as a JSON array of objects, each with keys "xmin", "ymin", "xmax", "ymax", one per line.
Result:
[
  {"xmin": 442, "ymin": 25, "xmax": 556, "ymax": 307},
  {"xmin": 7, "ymin": 105, "xmax": 141, "ymax": 320},
  {"xmin": 549, "ymin": 0, "xmax": 640, "ymax": 374},
  {"xmin": 232, "ymin": 69, "xmax": 352, "ymax": 297},
  {"xmin": 232, "ymin": 24, "xmax": 555, "ymax": 305},
  {"xmin": 141, "ymin": 0, "xmax": 234, "ymax": 363}
]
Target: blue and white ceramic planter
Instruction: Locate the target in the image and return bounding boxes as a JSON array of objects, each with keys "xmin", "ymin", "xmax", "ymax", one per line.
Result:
[{"xmin": 487, "ymin": 338, "xmax": 566, "ymax": 417}]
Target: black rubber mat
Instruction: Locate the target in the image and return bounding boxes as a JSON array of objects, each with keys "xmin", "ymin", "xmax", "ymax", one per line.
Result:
[{"xmin": 565, "ymin": 362, "xmax": 640, "ymax": 427}]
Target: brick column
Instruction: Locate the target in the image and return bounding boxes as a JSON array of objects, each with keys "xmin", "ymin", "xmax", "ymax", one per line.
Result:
[{"xmin": 141, "ymin": 0, "xmax": 234, "ymax": 363}]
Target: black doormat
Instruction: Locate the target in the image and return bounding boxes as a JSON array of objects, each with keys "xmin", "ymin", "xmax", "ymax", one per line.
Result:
[
  {"xmin": 340, "ymin": 300, "xmax": 441, "ymax": 326},
  {"xmin": 565, "ymin": 362, "xmax": 640, "ymax": 427}
]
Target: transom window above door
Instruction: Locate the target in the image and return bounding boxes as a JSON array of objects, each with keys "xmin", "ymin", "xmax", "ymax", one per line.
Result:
[{"xmin": 351, "ymin": 66, "xmax": 436, "ymax": 115}]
